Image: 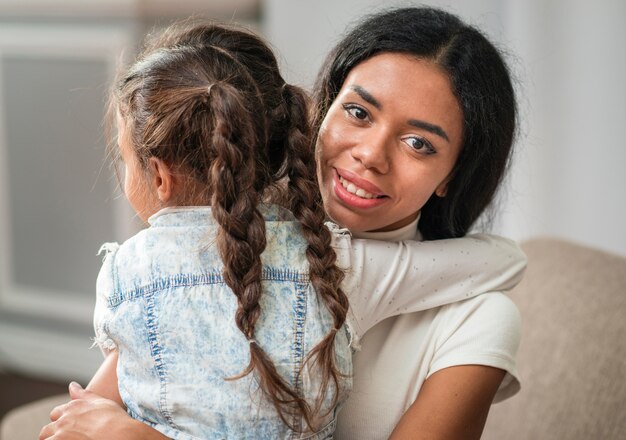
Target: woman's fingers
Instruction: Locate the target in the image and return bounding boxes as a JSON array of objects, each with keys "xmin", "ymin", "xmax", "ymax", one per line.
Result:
[
  {"xmin": 49, "ymin": 401, "xmax": 70, "ymax": 421},
  {"xmin": 39, "ymin": 421, "xmax": 55, "ymax": 439},
  {"xmin": 68, "ymin": 381, "xmax": 85, "ymax": 399},
  {"xmin": 47, "ymin": 381, "xmax": 90, "ymax": 423},
  {"xmin": 41, "ymin": 402, "xmax": 96, "ymax": 439},
  {"xmin": 49, "ymin": 398, "xmax": 84, "ymax": 421}
]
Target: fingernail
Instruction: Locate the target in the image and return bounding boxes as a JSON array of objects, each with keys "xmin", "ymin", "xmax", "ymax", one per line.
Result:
[{"xmin": 69, "ymin": 381, "xmax": 83, "ymax": 390}]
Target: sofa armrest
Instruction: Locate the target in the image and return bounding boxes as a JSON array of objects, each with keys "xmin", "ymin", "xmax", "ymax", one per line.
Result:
[{"xmin": 0, "ymin": 394, "xmax": 68, "ymax": 440}]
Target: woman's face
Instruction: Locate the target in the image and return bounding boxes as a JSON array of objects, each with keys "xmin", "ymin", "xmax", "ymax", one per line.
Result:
[{"xmin": 316, "ymin": 53, "xmax": 464, "ymax": 233}]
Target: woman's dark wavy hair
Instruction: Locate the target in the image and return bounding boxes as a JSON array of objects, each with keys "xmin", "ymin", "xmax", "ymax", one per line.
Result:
[
  {"xmin": 114, "ymin": 20, "xmax": 348, "ymax": 431},
  {"xmin": 313, "ymin": 7, "xmax": 517, "ymax": 239}
]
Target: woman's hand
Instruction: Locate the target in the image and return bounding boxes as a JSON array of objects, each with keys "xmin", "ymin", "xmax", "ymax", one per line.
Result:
[{"xmin": 39, "ymin": 382, "xmax": 168, "ymax": 440}]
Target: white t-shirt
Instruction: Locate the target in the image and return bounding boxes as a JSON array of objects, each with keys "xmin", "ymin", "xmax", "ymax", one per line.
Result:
[{"xmin": 334, "ymin": 220, "xmax": 522, "ymax": 440}]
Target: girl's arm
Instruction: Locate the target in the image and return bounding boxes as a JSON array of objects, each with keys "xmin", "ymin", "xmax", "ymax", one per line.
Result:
[
  {"xmin": 332, "ymin": 231, "xmax": 526, "ymax": 338},
  {"xmin": 389, "ymin": 365, "xmax": 505, "ymax": 439},
  {"xmin": 40, "ymin": 242, "xmax": 169, "ymax": 439},
  {"xmin": 85, "ymin": 350, "xmax": 123, "ymax": 406}
]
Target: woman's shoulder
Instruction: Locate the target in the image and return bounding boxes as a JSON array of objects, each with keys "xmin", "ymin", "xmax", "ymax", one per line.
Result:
[
  {"xmin": 375, "ymin": 293, "xmax": 521, "ymax": 351},
  {"xmin": 434, "ymin": 292, "xmax": 521, "ymax": 337},
  {"xmin": 428, "ymin": 293, "xmax": 522, "ymax": 400},
  {"xmin": 428, "ymin": 292, "xmax": 522, "ymax": 376}
]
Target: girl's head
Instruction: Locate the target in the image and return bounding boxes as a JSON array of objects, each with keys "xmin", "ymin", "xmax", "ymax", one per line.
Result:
[
  {"xmin": 313, "ymin": 7, "xmax": 517, "ymax": 239},
  {"xmin": 113, "ymin": 21, "xmax": 347, "ymax": 430},
  {"xmin": 115, "ymin": 22, "xmax": 298, "ymax": 219}
]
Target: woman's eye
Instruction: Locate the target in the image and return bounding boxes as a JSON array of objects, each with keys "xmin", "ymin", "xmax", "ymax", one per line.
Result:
[
  {"xmin": 404, "ymin": 136, "xmax": 436, "ymax": 155},
  {"xmin": 344, "ymin": 104, "xmax": 369, "ymax": 121}
]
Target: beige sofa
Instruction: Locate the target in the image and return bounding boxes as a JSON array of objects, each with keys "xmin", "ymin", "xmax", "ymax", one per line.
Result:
[{"xmin": 2, "ymin": 238, "xmax": 625, "ymax": 439}]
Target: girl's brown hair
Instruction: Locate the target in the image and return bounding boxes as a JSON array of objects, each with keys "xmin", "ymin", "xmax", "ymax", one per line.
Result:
[{"xmin": 114, "ymin": 21, "xmax": 348, "ymax": 430}]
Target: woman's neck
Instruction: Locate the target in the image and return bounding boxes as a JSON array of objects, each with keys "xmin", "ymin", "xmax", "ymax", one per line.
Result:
[{"xmin": 352, "ymin": 216, "xmax": 421, "ymax": 242}]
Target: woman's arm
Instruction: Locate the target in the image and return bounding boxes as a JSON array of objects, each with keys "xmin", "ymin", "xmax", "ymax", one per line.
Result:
[
  {"xmin": 389, "ymin": 292, "xmax": 521, "ymax": 439},
  {"xmin": 39, "ymin": 383, "xmax": 168, "ymax": 440},
  {"xmin": 389, "ymin": 365, "xmax": 505, "ymax": 439},
  {"xmin": 38, "ymin": 351, "xmax": 163, "ymax": 439}
]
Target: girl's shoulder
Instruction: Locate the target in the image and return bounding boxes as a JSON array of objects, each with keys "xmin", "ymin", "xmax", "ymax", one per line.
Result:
[{"xmin": 259, "ymin": 203, "xmax": 297, "ymax": 221}]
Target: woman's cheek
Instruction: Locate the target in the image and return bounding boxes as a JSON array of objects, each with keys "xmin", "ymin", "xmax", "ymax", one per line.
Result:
[
  {"xmin": 318, "ymin": 120, "xmax": 350, "ymax": 166},
  {"xmin": 315, "ymin": 131, "xmax": 334, "ymax": 182}
]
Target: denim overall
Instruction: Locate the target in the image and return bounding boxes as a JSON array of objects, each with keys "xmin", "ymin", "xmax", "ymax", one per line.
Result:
[{"xmin": 94, "ymin": 206, "xmax": 352, "ymax": 439}]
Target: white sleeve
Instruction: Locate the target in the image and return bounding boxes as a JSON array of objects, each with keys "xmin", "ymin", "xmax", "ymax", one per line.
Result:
[
  {"xmin": 428, "ymin": 292, "xmax": 522, "ymax": 402},
  {"xmin": 93, "ymin": 242, "xmax": 120, "ymax": 355},
  {"xmin": 330, "ymin": 227, "xmax": 526, "ymax": 342}
]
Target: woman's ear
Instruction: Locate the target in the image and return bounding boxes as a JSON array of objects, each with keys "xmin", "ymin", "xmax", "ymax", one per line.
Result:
[
  {"xmin": 147, "ymin": 157, "xmax": 175, "ymax": 203},
  {"xmin": 435, "ymin": 178, "xmax": 450, "ymax": 198}
]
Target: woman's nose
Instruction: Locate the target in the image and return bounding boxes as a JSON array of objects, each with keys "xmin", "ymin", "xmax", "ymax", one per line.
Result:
[{"xmin": 350, "ymin": 132, "xmax": 390, "ymax": 174}]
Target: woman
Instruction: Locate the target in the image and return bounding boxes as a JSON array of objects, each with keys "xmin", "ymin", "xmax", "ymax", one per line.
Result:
[
  {"xmin": 41, "ymin": 7, "xmax": 520, "ymax": 439},
  {"xmin": 313, "ymin": 7, "xmax": 519, "ymax": 439}
]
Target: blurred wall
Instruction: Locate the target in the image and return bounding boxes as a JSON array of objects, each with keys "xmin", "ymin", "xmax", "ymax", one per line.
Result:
[
  {"xmin": 0, "ymin": 0, "xmax": 259, "ymax": 381},
  {"xmin": 264, "ymin": 0, "xmax": 626, "ymax": 257}
]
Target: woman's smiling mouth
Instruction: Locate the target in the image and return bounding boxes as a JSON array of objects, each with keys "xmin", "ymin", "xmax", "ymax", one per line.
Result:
[
  {"xmin": 338, "ymin": 175, "xmax": 383, "ymax": 199},
  {"xmin": 332, "ymin": 169, "xmax": 388, "ymax": 209}
]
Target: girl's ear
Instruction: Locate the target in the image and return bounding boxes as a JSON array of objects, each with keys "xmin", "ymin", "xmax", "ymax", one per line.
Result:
[{"xmin": 147, "ymin": 157, "xmax": 175, "ymax": 203}]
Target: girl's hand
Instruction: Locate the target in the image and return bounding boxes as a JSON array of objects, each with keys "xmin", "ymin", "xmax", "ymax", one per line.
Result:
[{"xmin": 39, "ymin": 382, "xmax": 168, "ymax": 440}]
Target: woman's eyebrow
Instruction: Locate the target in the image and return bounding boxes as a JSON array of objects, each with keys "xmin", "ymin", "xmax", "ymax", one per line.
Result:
[
  {"xmin": 350, "ymin": 84, "xmax": 450, "ymax": 142},
  {"xmin": 350, "ymin": 85, "xmax": 382, "ymax": 109},
  {"xmin": 407, "ymin": 119, "xmax": 450, "ymax": 142}
]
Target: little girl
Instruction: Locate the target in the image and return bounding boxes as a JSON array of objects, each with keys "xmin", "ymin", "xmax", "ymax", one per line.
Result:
[{"xmin": 86, "ymin": 21, "xmax": 525, "ymax": 439}]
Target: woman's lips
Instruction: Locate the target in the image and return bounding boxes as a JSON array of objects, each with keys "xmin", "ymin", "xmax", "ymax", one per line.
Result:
[
  {"xmin": 338, "ymin": 175, "xmax": 379, "ymax": 199},
  {"xmin": 332, "ymin": 169, "xmax": 388, "ymax": 209},
  {"xmin": 336, "ymin": 168, "xmax": 385, "ymax": 196}
]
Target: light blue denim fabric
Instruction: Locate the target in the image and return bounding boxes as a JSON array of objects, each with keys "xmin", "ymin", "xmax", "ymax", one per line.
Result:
[{"xmin": 94, "ymin": 205, "xmax": 352, "ymax": 440}]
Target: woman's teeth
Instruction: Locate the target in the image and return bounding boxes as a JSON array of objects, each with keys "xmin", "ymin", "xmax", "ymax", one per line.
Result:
[{"xmin": 339, "ymin": 176, "xmax": 381, "ymax": 199}]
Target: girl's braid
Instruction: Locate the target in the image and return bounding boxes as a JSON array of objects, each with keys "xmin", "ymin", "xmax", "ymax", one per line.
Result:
[
  {"xmin": 207, "ymin": 82, "xmax": 314, "ymax": 429},
  {"xmin": 282, "ymin": 83, "xmax": 350, "ymax": 414}
]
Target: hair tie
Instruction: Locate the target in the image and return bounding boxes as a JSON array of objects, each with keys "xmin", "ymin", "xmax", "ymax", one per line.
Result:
[{"xmin": 248, "ymin": 338, "xmax": 257, "ymax": 345}]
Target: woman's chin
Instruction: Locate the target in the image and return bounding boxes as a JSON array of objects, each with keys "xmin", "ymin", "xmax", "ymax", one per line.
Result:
[{"xmin": 326, "ymin": 207, "xmax": 378, "ymax": 233}]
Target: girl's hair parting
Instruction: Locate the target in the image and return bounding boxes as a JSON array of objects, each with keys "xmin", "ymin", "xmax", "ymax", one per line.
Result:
[{"xmin": 114, "ymin": 20, "xmax": 348, "ymax": 431}]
